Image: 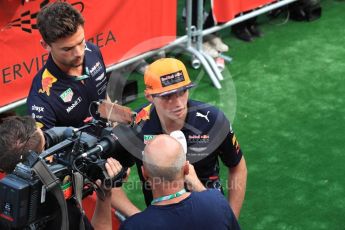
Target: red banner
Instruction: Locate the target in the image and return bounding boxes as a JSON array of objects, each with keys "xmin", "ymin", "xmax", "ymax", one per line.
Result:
[
  {"xmin": 240, "ymin": 0, "xmax": 275, "ymax": 13},
  {"xmin": 213, "ymin": 0, "xmax": 275, "ymax": 23},
  {"xmin": 213, "ymin": 0, "xmax": 241, "ymax": 22},
  {"xmin": 82, "ymin": 194, "xmax": 120, "ymax": 229},
  {"xmin": 0, "ymin": 0, "xmax": 176, "ymax": 108}
]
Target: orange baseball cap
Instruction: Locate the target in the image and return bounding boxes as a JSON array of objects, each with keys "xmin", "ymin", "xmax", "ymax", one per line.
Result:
[{"xmin": 144, "ymin": 58, "xmax": 196, "ymax": 96}]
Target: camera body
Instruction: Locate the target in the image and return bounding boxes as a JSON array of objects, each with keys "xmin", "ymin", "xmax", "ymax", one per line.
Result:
[
  {"xmin": 0, "ymin": 162, "xmax": 69, "ymax": 229},
  {"xmin": 0, "ymin": 123, "xmax": 125, "ymax": 229}
]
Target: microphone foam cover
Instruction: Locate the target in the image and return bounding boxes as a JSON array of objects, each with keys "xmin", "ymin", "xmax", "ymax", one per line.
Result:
[{"xmin": 170, "ymin": 130, "xmax": 187, "ymax": 154}]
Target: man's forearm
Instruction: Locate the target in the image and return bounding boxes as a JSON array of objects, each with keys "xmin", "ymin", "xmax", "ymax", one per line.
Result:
[
  {"xmin": 228, "ymin": 157, "xmax": 247, "ymax": 219},
  {"xmin": 185, "ymin": 162, "xmax": 206, "ymax": 192},
  {"xmin": 111, "ymin": 187, "xmax": 141, "ymax": 217},
  {"xmin": 92, "ymin": 194, "xmax": 112, "ymax": 230}
]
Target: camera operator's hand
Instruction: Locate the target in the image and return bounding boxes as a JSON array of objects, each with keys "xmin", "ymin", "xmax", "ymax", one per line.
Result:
[
  {"xmin": 92, "ymin": 158, "xmax": 121, "ymax": 230},
  {"xmin": 96, "ymin": 158, "xmax": 122, "ymax": 197},
  {"xmin": 185, "ymin": 161, "xmax": 206, "ymax": 192}
]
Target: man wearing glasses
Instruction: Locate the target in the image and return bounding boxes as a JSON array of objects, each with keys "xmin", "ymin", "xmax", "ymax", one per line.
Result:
[
  {"xmin": 117, "ymin": 58, "xmax": 247, "ymax": 219},
  {"xmin": 0, "ymin": 116, "xmax": 120, "ymax": 229}
]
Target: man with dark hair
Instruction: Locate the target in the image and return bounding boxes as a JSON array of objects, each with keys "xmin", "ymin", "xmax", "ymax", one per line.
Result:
[
  {"xmin": 0, "ymin": 115, "xmax": 120, "ymax": 229},
  {"xmin": 120, "ymin": 134, "xmax": 241, "ymax": 230},
  {"xmin": 0, "ymin": 111, "xmax": 16, "ymax": 124},
  {"xmin": 27, "ymin": 1, "xmax": 140, "ymax": 218},
  {"xmin": 0, "ymin": 116, "xmax": 45, "ymax": 174},
  {"xmin": 27, "ymin": 1, "xmax": 109, "ymax": 130}
]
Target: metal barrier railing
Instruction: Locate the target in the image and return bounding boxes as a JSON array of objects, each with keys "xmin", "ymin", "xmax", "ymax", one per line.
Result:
[{"xmin": 187, "ymin": 0, "xmax": 298, "ymax": 90}]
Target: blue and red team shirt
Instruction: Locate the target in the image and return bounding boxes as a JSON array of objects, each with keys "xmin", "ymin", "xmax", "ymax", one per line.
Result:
[
  {"xmin": 116, "ymin": 100, "xmax": 243, "ymax": 205},
  {"xmin": 27, "ymin": 42, "xmax": 107, "ymax": 130}
]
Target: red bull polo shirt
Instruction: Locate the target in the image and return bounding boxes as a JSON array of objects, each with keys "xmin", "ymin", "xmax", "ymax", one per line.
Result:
[{"xmin": 27, "ymin": 42, "xmax": 107, "ymax": 130}]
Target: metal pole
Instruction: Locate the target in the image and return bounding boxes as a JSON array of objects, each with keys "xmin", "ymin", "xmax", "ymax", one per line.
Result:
[
  {"xmin": 202, "ymin": 53, "xmax": 224, "ymax": 81},
  {"xmin": 0, "ymin": 99, "xmax": 27, "ymax": 113},
  {"xmin": 186, "ymin": 0, "xmax": 193, "ymax": 48},
  {"xmin": 185, "ymin": 46, "xmax": 222, "ymax": 89},
  {"xmin": 195, "ymin": 0, "xmax": 225, "ymax": 82},
  {"xmin": 196, "ymin": 0, "xmax": 203, "ymax": 51}
]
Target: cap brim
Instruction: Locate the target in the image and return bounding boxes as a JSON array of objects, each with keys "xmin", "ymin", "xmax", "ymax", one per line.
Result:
[{"xmin": 153, "ymin": 82, "xmax": 196, "ymax": 97}]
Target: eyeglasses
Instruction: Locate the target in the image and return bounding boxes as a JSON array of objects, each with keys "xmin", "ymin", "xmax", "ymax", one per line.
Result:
[
  {"xmin": 153, "ymin": 89, "xmax": 187, "ymax": 101},
  {"xmin": 19, "ymin": 129, "xmax": 40, "ymax": 161}
]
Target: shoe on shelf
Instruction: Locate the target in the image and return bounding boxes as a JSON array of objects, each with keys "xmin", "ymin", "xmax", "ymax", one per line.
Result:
[
  {"xmin": 205, "ymin": 34, "xmax": 229, "ymax": 53},
  {"xmin": 202, "ymin": 41, "xmax": 219, "ymax": 58},
  {"xmin": 248, "ymin": 24, "xmax": 263, "ymax": 37},
  {"xmin": 232, "ymin": 27, "xmax": 253, "ymax": 42}
]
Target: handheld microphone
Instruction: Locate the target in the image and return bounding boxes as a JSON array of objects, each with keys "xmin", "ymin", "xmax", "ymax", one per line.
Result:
[{"xmin": 170, "ymin": 130, "xmax": 187, "ymax": 154}]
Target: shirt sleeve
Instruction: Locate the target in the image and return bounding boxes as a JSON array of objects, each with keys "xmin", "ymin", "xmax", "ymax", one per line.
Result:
[
  {"xmin": 218, "ymin": 130, "xmax": 243, "ymax": 168},
  {"xmin": 119, "ymin": 218, "xmax": 136, "ymax": 230},
  {"xmin": 27, "ymin": 94, "xmax": 57, "ymax": 131}
]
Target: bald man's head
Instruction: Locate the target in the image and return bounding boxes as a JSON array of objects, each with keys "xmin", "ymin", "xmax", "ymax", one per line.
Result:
[{"xmin": 143, "ymin": 134, "xmax": 186, "ymax": 182}]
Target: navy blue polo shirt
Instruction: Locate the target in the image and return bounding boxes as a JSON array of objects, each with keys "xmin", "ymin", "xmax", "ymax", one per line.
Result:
[
  {"xmin": 120, "ymin": 189, "xmax": 241, "ymax": 230},
  {"xmin": 27, "ymin": 42, "xmax": 107, "ymax": 130},
  {"xmin": 131, "ymin": 100, "xmax": 243, "ymax": 205}
]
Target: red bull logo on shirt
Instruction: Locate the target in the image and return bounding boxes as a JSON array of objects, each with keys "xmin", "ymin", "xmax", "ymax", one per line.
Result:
[
  {"xmin": 39, "ymin": 69, "xmax": 57, "ymax": 96},
  {"xmin": 135, "ymin": 104, "xmax": 152, "ymax": 124},
  {"xmin": 188, "ymin": 134, "xmax": 210, "ymax": 143},
  {"xmin": 232, "ymin": 135, "xmax": 240, "ymax": 154}
]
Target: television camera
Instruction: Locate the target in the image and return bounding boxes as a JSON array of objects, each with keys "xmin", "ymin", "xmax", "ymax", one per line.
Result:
[{"xmin": 0, "ymin": 101, "xmax": 136, "ymax": 229}]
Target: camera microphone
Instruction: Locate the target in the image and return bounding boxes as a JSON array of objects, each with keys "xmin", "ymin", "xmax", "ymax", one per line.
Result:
[
  {"xmin": 78, "ymin": 133, "xmax": 118, "ymax": 159},
  {"xmin": 170, "ymin": 130, "xmax": 187, "ymax": 154}
]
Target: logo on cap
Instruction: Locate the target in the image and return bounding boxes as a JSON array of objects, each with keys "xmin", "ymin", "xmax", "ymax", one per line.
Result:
[
  {"xmin": 144, "ymin": 58, "xmax": 195, "ymax": 96},
  {"xmin": 160, "ymin": 70, "xmax": 185, "ymax": 87}
]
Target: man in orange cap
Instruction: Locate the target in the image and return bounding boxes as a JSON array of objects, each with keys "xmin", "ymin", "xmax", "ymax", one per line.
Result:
[{"xmin": 115, "ymin": 58, "xmax": 247, "ymax": 219}]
